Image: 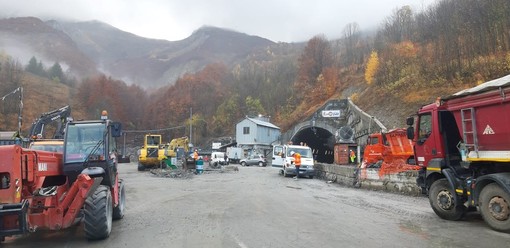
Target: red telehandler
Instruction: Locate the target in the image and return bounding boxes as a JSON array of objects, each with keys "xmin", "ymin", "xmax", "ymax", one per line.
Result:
[{"xmin": 0, "ymin": 111, "xmax": 126, "ymax": 241}]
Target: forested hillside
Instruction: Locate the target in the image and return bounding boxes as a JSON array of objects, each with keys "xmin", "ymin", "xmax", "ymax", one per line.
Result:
[{"xmin": 1, "ymin": 0, "xmax": 509, "ymax": 146}]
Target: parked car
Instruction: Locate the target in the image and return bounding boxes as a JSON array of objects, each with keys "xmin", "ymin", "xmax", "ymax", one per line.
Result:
[{"xmin": 240, "ymin": 154, "xmax": 267, "ymax": 167}]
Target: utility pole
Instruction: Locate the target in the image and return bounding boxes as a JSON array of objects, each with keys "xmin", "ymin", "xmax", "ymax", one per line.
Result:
[
  {"xmin": 1, "ymin": 86, "xmax": 23, "ymax": 137},
  {"xmin": 189, "ymin": 107, "xmax": 193, "ymax": 147}
]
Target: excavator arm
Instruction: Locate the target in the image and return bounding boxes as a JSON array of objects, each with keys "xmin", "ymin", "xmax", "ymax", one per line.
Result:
[{"xmin": 28, "ymin": 106, "xmax": 71, "ymax": 140}]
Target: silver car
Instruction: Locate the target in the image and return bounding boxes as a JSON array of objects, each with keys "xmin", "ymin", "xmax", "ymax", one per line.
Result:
[{"xmin": 240, "ymin": 154, "xmax": 267, "ymax": 167}]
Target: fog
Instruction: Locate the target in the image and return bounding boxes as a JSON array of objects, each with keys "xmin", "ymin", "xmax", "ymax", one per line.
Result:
[{"xmin": 0, "ymin": 0, "xmax": 438, "ymax": 42}]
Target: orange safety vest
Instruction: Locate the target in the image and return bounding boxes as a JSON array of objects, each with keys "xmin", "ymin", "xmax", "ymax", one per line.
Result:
[{"xmin": 294, "ymin": 153, "xmax": 301, "ymax": 167}]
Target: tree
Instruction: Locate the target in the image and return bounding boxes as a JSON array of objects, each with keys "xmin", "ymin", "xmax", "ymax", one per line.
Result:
[
  {"xmin": 25, "ymin": 56, "xmax": 46, "ymax": 77},
  {"xmin": 297, "ymin": 35, "xmax": 333, "ymax": 86},
  {"xmin": 342, "ymin": 22, "xmax": 360, "ymax": 66},
  {"xmin": 365, "ymin": 51, "xmax": 380, "ymax": 85},
  {"xmin": 212, "ymin": 94, "xmax": 241, "ymax": 134},
  {"xmin": 382, "ymin": 6, "xmax": 414, "ymax": 44},
  {"xmin": 48, "ymin": 62, "xmax": 64, "ymax": 83},
  {"xmin": 245, "ymin": 96, "xmax": 265, "ymax": 116},
  {"xmin": 26, "ymin": 56, "xmax": 38, "ymax": 73},
  {"xmin": 296, "ymin": 35, "xmax": 333, "ymax": 103}
]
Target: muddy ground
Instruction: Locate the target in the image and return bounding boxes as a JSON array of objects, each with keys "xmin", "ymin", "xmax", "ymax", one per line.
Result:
[{"xmin": 3, "ymin": 163, "xmax": 509, "ymax": 248}]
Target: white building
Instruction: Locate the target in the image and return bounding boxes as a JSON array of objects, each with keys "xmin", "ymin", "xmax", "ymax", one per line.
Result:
[{"xmin": 236, "ymin": 116, "xmax": 280, "ymax": 155}]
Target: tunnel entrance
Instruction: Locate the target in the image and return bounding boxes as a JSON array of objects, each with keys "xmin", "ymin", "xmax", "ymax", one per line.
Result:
[{"xmin": 291, "ymin": 127, "xmax": 335, "ymax": 164}]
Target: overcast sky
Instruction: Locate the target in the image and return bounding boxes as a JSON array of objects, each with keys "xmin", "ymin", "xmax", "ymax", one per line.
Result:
[{"xmin": 1, "ymin": 0, "xmax": 438, "ymax": 42}]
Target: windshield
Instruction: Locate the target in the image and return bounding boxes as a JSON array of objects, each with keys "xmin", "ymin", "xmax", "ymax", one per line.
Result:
[
  {"xmin": 64, "ymin": 123, "xmax": 106, "ymax": 163},
  {"xmin": 30, "ymin": 144, "xmax": 63, "ymax": 152},
  {"xmin": 287, "ymin": 147, "xmax": 313, "ymax": 158}
]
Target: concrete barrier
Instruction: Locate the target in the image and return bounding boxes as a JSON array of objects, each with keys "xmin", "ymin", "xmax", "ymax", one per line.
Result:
[{"xmin": 314, "ymin": 163, "xmax": 422, "ymax": 196}]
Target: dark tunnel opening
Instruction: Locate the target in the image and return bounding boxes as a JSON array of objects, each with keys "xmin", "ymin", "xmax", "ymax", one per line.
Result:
[{"xmin": 291, "ymin": 127, "xmax": 335, "ymax": 164}]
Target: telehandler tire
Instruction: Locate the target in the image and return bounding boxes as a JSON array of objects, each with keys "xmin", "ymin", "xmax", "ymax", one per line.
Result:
[
  {"xmin": 429, "ymin": 178, "xmax": 466, "ymax": 221},
  {"xmin": 479, "ymin": 183, "xmax": 510, "ymax": 233},
  {"xmin": 113, "ymin": 179, "xmax": 126, "ymax": 220},
  {"xmin": 84, "ymin": 185, "xmax": 113, "ymax": 240}
]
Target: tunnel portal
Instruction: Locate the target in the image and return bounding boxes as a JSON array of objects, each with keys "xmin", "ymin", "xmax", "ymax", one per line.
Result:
[{"xmin": 291, "ymin": 127, "xmax": 335, "ymax": 164}]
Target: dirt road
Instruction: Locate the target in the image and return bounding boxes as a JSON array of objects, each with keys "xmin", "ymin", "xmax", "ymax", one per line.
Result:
[{"xmin": 3, "ymin": 163, "xmax": 509, "ymax": 247}]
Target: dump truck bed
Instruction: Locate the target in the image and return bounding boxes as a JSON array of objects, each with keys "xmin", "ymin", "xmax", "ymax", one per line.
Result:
[{"xmin": 442, "ymin": 75, "xmax": 510, "ymax": 160}]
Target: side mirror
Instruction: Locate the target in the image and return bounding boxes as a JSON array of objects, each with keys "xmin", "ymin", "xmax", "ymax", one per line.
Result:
[
  {"xmin": 406, "ymin": 117, "xmax": 414, "ymax": 126},
  {"xmin": 406, "ymin": 126, "xmax": 415, "ymax": 140},
  {"xmin": 111, "ymin": 122, "xmax": 122, "ymax": 137}
]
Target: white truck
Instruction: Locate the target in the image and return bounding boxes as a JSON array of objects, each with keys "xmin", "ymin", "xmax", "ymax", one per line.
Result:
[
  {"xmin": 272, "ymin": 144, "xmax": 315, "ymax": 178},
  {"xmin": 226, "ymin": 147, "xmax": 244, "ymax": 164}
]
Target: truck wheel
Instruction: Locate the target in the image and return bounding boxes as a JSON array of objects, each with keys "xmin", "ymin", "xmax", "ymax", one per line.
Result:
[
  {"xmin": 429, "ymin": 178, "xmax": 466, "ymax": 221},
  {"xmin": 137, "ymin": 163, "xmax": 145, "ymax": 171},
  {"xmin": 84, "ymin": 185, "xmax": 113, "ymax": 240},
  {"xmin": 113, "ymin": 179, "xmax": 126, "ymax": 220},
  {"xmin": 479, "ymin": 183, "xmax": 510, "ymax": 232}
]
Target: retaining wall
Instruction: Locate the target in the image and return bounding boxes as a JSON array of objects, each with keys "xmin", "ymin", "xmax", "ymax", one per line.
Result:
[{"xmin": 314, "ymin": 163, "xmax": 422, "ymax": 196}]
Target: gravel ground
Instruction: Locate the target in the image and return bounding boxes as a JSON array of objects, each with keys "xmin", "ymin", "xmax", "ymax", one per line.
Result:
[{"xmin": 2, "ymin": 163, "xmax": 509, "ymax": 248}]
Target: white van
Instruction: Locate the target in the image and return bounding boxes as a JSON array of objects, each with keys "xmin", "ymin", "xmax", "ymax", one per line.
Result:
[
  {"xmin": 272, "ymin": 145, "xmax": 315, "ymax": 178},
  {"xmin": 210, "ymin": 152, "xmax": 227, "ymax": 168}
]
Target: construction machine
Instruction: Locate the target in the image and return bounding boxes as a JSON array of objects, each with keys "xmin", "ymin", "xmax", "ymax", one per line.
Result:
[
  {"xmin": 407, "ymin": 74, "xmax": 510, "ymax": 232},
  {"xmin": 27, "ymin": 105, "xmax": 71, "ymax": 152},
  {"xmin": 361, "ymin": 128, "xmax": 419, "ymax": 176},
  {"xmin": 137, "ymin": 134, "xmax": 166, "ymax": 171},
  {"xmin": 28, "ymin": 105, "xmax": 71, "ymax": 141},
  {"xmin": 0, "ymin": 110, "xmax": 126, "ymax": 241},
  {"xmin": 164, "ymin": 136, "xmax": 190, "ymax": 160},
  {"xmin": 361, "ymin": 129, "xmax": 415, "ymax": 163}
]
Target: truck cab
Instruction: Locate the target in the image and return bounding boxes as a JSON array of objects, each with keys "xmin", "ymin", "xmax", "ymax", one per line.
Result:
[
  {"xmin": 272, "ymin": 145, "xmax": 315, "ymax": 178},
  {"xmin": 63, "ymin": 118, "xmax": 122, "ymax": 187}
]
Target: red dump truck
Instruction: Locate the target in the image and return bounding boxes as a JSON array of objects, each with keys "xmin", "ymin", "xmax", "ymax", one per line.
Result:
[{"xmin": 407, "ymin": 74, "xmax": 510, "ymax": 232}]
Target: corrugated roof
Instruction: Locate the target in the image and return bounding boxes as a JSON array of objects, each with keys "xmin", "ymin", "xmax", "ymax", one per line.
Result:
[
  {"xmin": 245, "ymin": 117, "xmax": 280, "ymax": 129},
  {"xmin": 446, "ymin": 73, "xmax": 510, "ymax": 100}
]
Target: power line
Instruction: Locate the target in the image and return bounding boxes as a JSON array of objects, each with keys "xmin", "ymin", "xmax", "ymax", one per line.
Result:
[{"xmin": 123, "ymin": 126, "xmax": 185, "ymax": 133}]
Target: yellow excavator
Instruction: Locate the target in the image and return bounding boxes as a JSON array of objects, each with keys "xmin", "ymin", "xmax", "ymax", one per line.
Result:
[
  {"xmin": 137, "ymin": 134, "xmax": 166, "ymax": 171},
  {"xmin": 163, "ymin": 136, "xmax": 197, "ymax": 169},
  {"xmin": 164, "ymin": 136, "xmax": 189, "ymax": 158}
]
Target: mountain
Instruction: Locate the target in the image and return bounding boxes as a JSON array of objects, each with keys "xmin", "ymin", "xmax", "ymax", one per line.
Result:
[
  {"xmin": 0, "ymin": 17, "xmax": 98, "ymax": 78},
  {"xmin": 0, "ymin": 17, "xmax": 277, "ymax": 88},
  {"xmin": 49, "ymin": 21, "xmax": 276, "ymax": 88}
]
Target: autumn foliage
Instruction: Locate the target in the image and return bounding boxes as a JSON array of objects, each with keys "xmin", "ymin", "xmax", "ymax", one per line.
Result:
[
  {"xmin": 2, "ymin": 0, "xmax": 510, "ymax": 147},
  {"xmin": 364, "ymin": 51, "xmax": 379, "ymax": 85}
]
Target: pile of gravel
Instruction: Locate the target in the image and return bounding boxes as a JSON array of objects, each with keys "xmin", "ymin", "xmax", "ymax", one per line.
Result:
[{"xmin": 150, "ymin": 168, "xmax": 194, "ymax": 179}]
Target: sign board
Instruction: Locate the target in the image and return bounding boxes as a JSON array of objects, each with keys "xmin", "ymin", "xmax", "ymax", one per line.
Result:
[
  {"xmin": 322, "ymin": 110, "xmax": 341, "ymax": 118},
  {"xmin": 212, "ymin": 142, "xmax": 222, "ymax": 149}
]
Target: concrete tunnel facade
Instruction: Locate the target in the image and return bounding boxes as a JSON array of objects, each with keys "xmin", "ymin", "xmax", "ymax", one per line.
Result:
[
  {"xmin": 290, "ymin": 126, "xmax": 336, "ymax": 164},
  {"xmin": 280, "ymin": 99, "xmax": 387, "ymax": 165}
]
